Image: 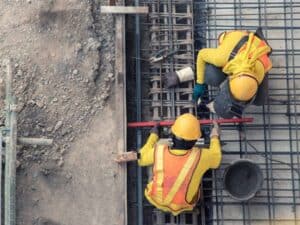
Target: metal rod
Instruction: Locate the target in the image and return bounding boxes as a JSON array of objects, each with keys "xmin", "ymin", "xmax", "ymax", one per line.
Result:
[
  {"xmin": 128, "ymin": 117, "xmax": 254, "ymax": 127},
  {"xmin": 134, "ymin": 0, "xmax": 143, "ymax": 224},
  {"xmin": 4, "ymin": 60, "xmax": 16, "ymax": 225},
  {"xmin": 5, "ymin": 97, "xmax": 17, "ymax": 225}
]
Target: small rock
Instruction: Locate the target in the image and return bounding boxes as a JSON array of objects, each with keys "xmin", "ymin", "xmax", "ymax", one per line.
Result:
[
  {"xmin": 27, "ymin": 0, "xmax": 32, "ymax": 3},
  {"xmin": 52, "ymin": 98, "xmax": 58, "ymax": 103},
  {"xmin": 72, "ymin": 69, "xmax": 78, "ymax": 75},
  {"xmin": 60, "ymin": 148, "xmax": 66, "ymax": 155},
  {"xmin": 16, "ymin": 69, "xmax": 23, "ymax": 76},
  {"xmin": 46, "ymin": 127, "xmax": 53, "ymax": 132},
  {"xmin": 54, "ymin": 121, "xmax": 63, "ymax": 131},
  {"xmin": 75, "ymin": 43, "xmax": 83, "ymax": 52},
  {"xmin": 66, "ymin": 173, "xmax": 72, "ymax": 180},
  {"xmin": 57, "ymin": 159, "xmax": 64, "ymax": 167},
  {"xmin": 108, "ymin": 73, "xmax": 114, "ymax": 79},
  {"xmin": 36, "ymin": 100, "xmax": 44, "ymax": 108},
  {"xmin": 100, "ymin": 93, "xmax": 109, "ymax": 100}
]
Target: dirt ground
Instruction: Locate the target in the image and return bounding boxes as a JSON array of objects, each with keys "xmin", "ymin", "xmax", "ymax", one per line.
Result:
[{"xmin": 0, "ymin": 1, "xmax": 125, "ymax": 224}]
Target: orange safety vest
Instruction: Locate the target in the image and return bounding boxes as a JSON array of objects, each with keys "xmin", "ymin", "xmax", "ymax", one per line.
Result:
[
  {"xmin": 236, "ymin": 36, "xmax": 272, "ymax": 73},
  {"xmin": 219, "ymin": 31, "xmax": 272, "ymax": 75},
  {"xmin": 145, "ymin": 145, "xmax": 201, "ymax": 216}
]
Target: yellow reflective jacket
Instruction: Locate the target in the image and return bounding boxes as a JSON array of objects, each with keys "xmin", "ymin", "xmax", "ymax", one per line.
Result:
[
  {"xmin": 196, "ymin": 30, "xmax": 272, "ymax": 85},
  {"xmin": 138, "ymin": 133, "xmax": 221, "ymax": 215}
]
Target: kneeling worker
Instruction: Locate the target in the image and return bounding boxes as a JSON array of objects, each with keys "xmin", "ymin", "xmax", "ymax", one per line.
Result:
[
  {"xmin": 164, "ymin": 28, "xmax": 272, "ymax": 118},
  {"xmin": 193, "ymin": 29, "xmax": 272, "ymax": 118},
  {"xmin": 116, "ymin": 113, "xmax": 221, "ymax": 215}
]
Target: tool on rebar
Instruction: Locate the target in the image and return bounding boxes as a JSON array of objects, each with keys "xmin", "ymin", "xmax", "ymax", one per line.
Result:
[{"xmin": 149, "ymin": 49, "xmax": 178, "ymax": 63}]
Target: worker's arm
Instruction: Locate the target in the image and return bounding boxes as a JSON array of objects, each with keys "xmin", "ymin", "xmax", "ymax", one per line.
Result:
[
  {"xmin": 208, "ymin": 136, "xmax": 222, "ymax": 169},
  {"xmin": 196, "ymin": 31, "xmax": 248, "ymax": 84},
  {"xmin": 208, "ymin": 121, "xmax": 222, "ymax": 168},
  {"xmin": 186, "ymin": 139, "xmax": 220, "ymax": 203},
  {"xmin": 196, "ymin": 48, "xmax": 228, "ymax": 84},
  {"xmin": 138, "ymin": 133, "xmax": 159, "ymax": 167}
]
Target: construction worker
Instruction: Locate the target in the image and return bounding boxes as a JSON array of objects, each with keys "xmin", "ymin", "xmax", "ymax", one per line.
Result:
[
  {"xmin": 116, "ymin": 113, "xmax": 221, "ymax": 215},
  {"xmin": 193, "ymin": 28, "xmax": 272, "ymax": 118}
]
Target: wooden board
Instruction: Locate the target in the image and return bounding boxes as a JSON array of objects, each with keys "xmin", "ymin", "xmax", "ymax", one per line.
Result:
[
  {"xmin": 114, "ymin": 12, "xmax": 128, "ymax": 225},
  {"xmin": 100, "ymin": 6, "xmax": 148, "ymax": 14}
]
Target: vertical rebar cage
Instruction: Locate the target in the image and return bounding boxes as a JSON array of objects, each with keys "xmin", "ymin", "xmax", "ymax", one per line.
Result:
[{"xmin": 194, "ymin": 0, "xmax": 300, "ymax": 224}]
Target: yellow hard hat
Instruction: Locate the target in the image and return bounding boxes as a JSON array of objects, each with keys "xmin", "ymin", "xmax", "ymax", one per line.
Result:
[
  {"xmin": 229, "ymin": 75, "xmax": 258, "ymax": 101},
  {"xmin": 171, "ymin": 113, "xmax": 201, "ymax": 141}
]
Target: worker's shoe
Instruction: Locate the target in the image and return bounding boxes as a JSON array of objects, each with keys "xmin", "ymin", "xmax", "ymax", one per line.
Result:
[
  {"xmin": 206, "ymin": 101, "xmax": 216, "ymax": 113},
  {"xmin": 213, "ymin": 80, "xmax": 250, "ymax": 118}
]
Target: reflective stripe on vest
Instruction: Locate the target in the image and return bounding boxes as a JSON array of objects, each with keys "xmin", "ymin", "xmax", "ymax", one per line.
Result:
[{"xmin": 149, "ymin": 145, "xmax": 201, "ymax": 212}]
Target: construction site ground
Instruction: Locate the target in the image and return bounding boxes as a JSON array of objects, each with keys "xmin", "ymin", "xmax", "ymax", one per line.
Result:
[{"xmin": 0, "ymin": 1, "xmax": 125, "ymax": 225}]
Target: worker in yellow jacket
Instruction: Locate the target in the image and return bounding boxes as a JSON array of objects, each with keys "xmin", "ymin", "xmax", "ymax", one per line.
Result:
[
  {"xmin": 193, "ymin": 28, "xmax": 272, "ymax": 118},
  {"xmin": 164, "ymin": 28, "xmax": 273, "ymax": 118},
  {"xmin": 116, "ymin": 113, "xmax": 221, "ymax": 215}
]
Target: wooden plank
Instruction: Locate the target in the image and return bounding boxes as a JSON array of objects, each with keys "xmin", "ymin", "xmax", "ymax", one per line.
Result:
[
  {"xmin": 100, "ymin": 6, "xmax": 148, "ymax": 14},
  {"xmin": 114, "ymin": 13, "xmax": 127, "ymax": 225}
]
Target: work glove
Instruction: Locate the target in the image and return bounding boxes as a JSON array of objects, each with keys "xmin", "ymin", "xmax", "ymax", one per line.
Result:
[
  {"xmin": 210, "ymin": 121, "xmax": 220, "ymax": 138},
  {"xmin": 150, "ymin": 123, "xmax": 161, "ymax": 136},
  {"xmin": 192, "ymin": 83, "xmax": 206, "ymax": 102},
  {"xmin": 164, "ymin": 71, "xmax": 180, "ymax": 88},
  {"xmin": 164, "ymin": 67, "xmax": 195, "ymax": 89}
]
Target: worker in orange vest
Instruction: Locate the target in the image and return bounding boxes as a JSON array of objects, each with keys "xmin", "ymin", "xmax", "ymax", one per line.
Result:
[
  {"xmin": 116, "ymin": 113, "xmax": 221, "ymax": 215},
  {"xmin": 194, "ymin": 28, "xmax": 272, "ymax": 118}
]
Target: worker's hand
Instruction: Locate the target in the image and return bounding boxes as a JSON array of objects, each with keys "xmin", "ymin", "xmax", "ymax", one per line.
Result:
[
  {"xmin": 192, "ymin": 83, "xmax": 206, "ymax": 102},
  {"xmin": 210, "ymin": 121, "xmax": 220, "ymax": 138},
  {"xmin": 164, "ymin": 72, "xmax": 180, "ymax": 88},
  {"xmin": 150, "ymin": 122, "xmax": 161, "ymax": 135},
  {"xmin": 114, "ymin": 151, "xmax": 138, "ymax": 163}
]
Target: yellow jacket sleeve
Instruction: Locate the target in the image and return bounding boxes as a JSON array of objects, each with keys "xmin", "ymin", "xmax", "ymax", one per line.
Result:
[
  {"xmin": 185, "ymin": 138, "xmax": 221, "ymax": 203},
  {"xmin": 196, "ymin": 48, "xmax": 228, "ymax": 84},
  {"xmin": 208, "ymin": 137, "xmax": 222, "ymax": 169},
  {"xmin": 138, "ymin": 133, "xmax": 159, "ymax": 167},
  {"xmin": 196, "ymin": 31, "xmax": 248, "ymax": 84}
]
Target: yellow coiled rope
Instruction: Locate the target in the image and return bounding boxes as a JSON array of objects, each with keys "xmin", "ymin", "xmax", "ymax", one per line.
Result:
[{"xmin": 222, "ymin": 33, "xmax": 271, "ymax": 80}]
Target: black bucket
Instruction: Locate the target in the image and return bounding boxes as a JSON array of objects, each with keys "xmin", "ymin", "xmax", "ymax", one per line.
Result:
[{"xmin": 223, "ymin": 159, "xmax": 263, "ymax": 201}]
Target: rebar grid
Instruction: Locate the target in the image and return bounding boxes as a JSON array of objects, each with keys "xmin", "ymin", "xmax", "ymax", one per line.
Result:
[
  {"xmin": 194, "ymin": 0, "xmax": 300, "ymax": 224},
  {"xmin": 127, "ymin": 0, "xmax": 300, "ymax": 224}
]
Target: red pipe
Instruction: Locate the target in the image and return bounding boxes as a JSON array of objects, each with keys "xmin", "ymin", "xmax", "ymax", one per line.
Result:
[{"xmin": 128, "ymin": 117, "xmax": 253, "ymax": 128}]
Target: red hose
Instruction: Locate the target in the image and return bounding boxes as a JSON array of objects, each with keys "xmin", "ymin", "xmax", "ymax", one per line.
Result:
[{"xmin": 128, "ymin": 117, "xmax": 253, "ymax": 128}]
